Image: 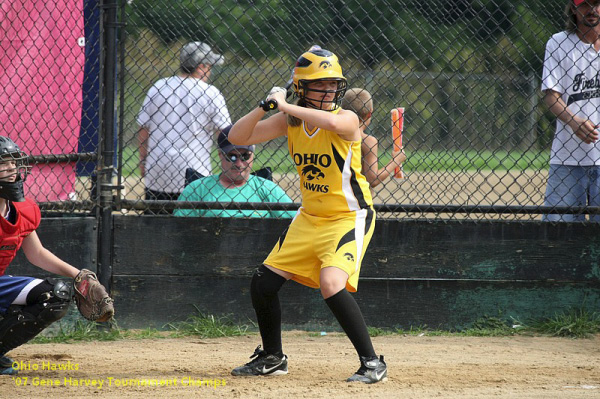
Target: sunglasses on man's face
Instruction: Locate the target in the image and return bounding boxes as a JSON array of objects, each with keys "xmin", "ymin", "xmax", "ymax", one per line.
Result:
[{"xmin": 222, "ymin": 151, "xmax": 252, "ymax": 163}]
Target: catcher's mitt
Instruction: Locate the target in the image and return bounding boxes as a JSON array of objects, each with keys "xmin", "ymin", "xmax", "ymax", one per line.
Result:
[{"xmin": 73, "ymin": 269, "xmax": 115, "ymax": 322}]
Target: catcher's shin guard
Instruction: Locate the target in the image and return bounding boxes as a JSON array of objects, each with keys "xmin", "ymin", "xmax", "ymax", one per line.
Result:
[{"xmin": 0, "ymin": 278, "xmax": 71, "ymax": 355}]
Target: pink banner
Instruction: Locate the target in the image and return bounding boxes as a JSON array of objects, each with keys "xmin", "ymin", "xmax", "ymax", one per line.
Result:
[{"xmin": 0, "ymin": 0, "xmax": 84, "ymax": 201}]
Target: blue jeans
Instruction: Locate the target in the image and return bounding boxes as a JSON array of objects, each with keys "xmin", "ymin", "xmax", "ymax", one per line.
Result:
[{"xmin": 543, "ymin": 164, "xmax": 600, "ymax": 222}]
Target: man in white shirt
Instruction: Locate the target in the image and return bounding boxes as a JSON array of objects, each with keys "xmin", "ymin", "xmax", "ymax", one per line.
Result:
[
  {"xmin": 542, "ymin": 0, "xmax": 600, "ymax": 221},
  {"xmin": 137, "ymin": 42, "xmax": 231, "ymax": 209}
]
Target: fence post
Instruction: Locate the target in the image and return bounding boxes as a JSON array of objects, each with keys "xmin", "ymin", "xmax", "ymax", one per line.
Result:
[{"xmin": 97, "ymin": 0, "xmax": 119, "ymax": 292}]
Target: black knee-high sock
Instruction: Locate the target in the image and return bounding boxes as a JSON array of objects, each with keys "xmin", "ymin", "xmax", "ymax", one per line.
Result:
[
  {"xmin": 250, "ymin": 265, "xmax": 286, "ymax": 356},
  {"xmin": 325, "ymin": 289, "xmax": 376, "ymax": 358}
]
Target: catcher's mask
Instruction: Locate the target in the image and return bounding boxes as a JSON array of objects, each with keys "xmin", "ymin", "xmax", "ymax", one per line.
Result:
[
  {"xmin": 0, "ymin": 136, "xmax": 30, "ymax": 202},
  {"xmin": 292, "ymin": 48, "xmax": 347, "ymax": 111}
]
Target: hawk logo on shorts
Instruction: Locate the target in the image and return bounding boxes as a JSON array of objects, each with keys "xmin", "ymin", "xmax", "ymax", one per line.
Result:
[
  {"xmin": 302, "ymin": 165, "xmax": 325, "ymax": 181},
  {"xmin": 344, "ymin": 253, "xmax": 354, "ymax": 262},
  {"xmin": 319, "ymin": 60, "xmax": 332, "ymax": 69}
]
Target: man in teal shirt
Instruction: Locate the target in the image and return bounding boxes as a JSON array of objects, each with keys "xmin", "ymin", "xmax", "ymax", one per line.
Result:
[{"xmin": 175, "ymin": 126, "xmax": 296, "ymax": 218}]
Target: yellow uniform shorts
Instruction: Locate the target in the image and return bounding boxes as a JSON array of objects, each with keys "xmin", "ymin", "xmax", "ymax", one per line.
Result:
[{"xmin": 264, "ymin": 207, "xmax": 376, "ymax": 292}]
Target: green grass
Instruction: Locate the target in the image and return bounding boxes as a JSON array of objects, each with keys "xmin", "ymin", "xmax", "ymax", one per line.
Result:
[
  {"xmin": 166, "ymin": 308, "xmax": 250, "ymax": 338},
  {"xmin": 367, "ymin": 327, "xmax": 397, "ymax": 337},
  {"xmin": 527, "ymin": 308, "xmax": 600, "ymax": 338},
  {"xmin": 460, "ymin": 315, "xmax": 521, "ymax": 337},
  {"xmin": 363, "ymin": 317, "xmax": 520, "ymax": 338},
  {"xmin": 121, "ymin": 145, "xmax": 550, "ymax": 177},
  {"xmin": 32, "ymin": 320, "xmax": 134, "ymax": 343},
  {"xmin": 121, "ymin": 146, "xmax": 143, "ymax": 176},
  {"xmin": 33, "ymin": 313, "xmax": 249, "ymax": 344},
  {"xmin": 30, "ymin": 307, "xmax": 599, "ymax": 344}
]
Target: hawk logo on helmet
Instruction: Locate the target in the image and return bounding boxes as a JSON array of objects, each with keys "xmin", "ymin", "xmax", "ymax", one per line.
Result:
[{"xmin": 319, "ymin": 61, "xmax": 332, "ymax": 69}]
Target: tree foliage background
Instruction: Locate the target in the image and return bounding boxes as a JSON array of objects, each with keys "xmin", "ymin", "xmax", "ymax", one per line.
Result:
[
  {"xmin": 126, "ymin": 0, "xmax": 564, "ymax": 72},
  {"xmin": 123, "ymin": 0, "xmax": 566, "ymax": 149}
]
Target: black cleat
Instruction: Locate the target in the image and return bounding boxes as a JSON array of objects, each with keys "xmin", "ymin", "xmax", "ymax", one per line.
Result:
[
  {"xmin": 231, "ymin": 345, "xmax": 288, "ymax": 376},
  {"xmin": 0, "ymin": 356, "xmax": 17, "ymax": 376},
  {"xmin": 347, "ymin": 355, "xmax": 387, "ymax": 384}
]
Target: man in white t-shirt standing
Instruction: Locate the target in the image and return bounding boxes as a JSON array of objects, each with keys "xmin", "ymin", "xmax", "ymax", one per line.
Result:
[
  {"xmin": 542, "ymin": 0, "xmax": 600, "ymax": 221},
  {"xmin": 137, "ymin": 42, "xmax": 232, "ymax": 208}
]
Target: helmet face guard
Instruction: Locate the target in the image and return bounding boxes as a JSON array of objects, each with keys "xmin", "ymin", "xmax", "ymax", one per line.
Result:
[
  {"xmin": 298, "ymin": 78, "xmax": 348, "ymax": 111},
  {"xmin": 0, "ymin": 137, "xmax": 30, "ymax": 202},
  {"xmin": 293, "ymin": 49, "xmax": 347, "ymax": 111}
]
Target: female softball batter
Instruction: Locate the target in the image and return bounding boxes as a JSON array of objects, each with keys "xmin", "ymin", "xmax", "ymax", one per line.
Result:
[{"xmin": 228, "ymin": 48, "xmax": 387, "ymax": 384}]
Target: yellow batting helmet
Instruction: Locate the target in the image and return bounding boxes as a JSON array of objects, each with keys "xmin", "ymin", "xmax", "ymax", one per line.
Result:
[{"xmin": 292, "ymin": 48, "xmax": 347, "ymax": 110}]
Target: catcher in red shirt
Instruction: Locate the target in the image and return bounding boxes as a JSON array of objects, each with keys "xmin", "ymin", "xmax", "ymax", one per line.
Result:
[{"xmin": 0, "ymin": 136, "xmax": 113, "ymax": 376}]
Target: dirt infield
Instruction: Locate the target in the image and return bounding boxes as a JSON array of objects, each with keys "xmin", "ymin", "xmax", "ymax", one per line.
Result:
[
  {"xmin": 76, "ymin": 169, "xmax": 548, "ymax": 207},
  {"xmin": 3, "ymin": 331, "xmax": 599, "ymax": 399}
]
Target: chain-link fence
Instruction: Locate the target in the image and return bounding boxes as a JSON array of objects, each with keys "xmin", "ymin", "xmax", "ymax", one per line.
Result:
[{"xmin": 4, "ymin": 0, "xmax": 598, "ymax": 222}]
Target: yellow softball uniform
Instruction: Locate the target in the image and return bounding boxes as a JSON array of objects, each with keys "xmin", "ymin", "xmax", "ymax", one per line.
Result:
[{"xmin": 264, "ymin": 113, "xmax": 375, "ymax": 291}]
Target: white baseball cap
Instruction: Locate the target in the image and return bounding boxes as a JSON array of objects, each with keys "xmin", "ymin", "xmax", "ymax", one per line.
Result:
[{"xmin": 180, "ymin": 42, "xmax": 224, "ymax": 71}]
